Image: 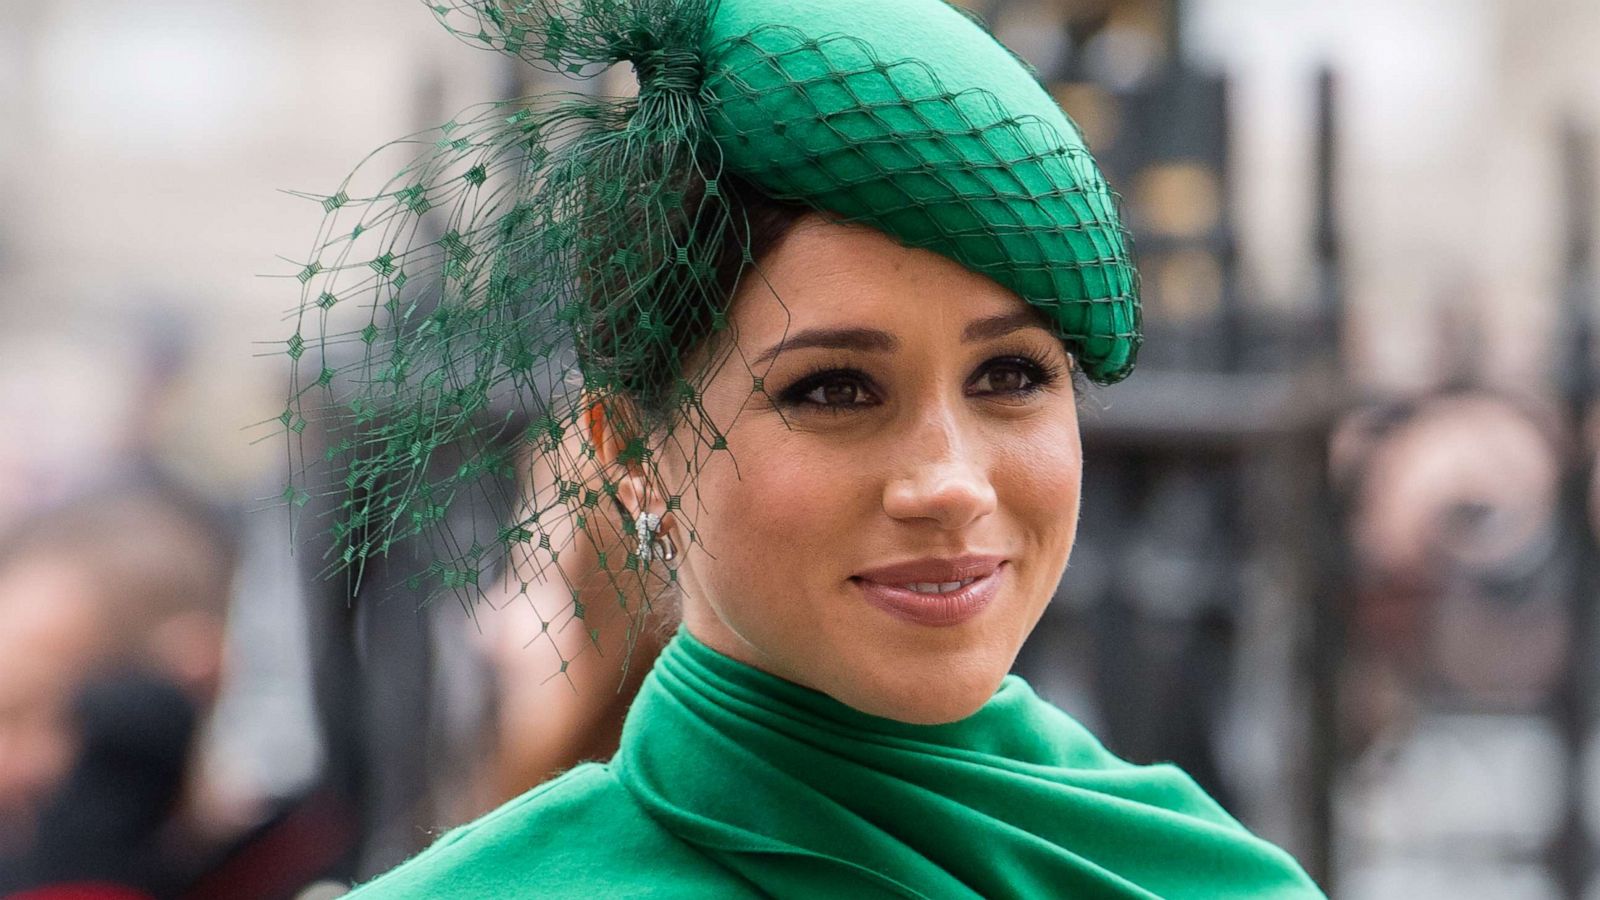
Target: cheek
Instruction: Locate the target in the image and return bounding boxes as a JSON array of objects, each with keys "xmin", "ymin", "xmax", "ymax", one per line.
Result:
[
  {"xmin": 685, "ymin": 426, "xmax": 871, "ymax": 611},
  {"xmin": 992, "ymin": 412, "xmax": 1082, "ymax": 562}
]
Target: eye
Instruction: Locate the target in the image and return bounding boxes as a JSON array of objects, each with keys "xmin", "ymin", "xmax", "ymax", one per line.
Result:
[
  {"xmin": 777, "ymin": 369, "xmax": 880, "ymax": 410},
  {"xmin": 968, "ymin": 356, "xmax": 1056, "ymax": 397}
]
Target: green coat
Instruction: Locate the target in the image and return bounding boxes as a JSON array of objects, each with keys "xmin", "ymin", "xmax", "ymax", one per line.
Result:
[{"xmin": 348, "ymin": 631, "xmax": 1325, "ymax": 898}]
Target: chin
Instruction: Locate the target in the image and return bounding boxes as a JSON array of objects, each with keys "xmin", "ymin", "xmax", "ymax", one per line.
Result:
[{"xmin": 830, "ymin": 653, "xmax": 1008, "ymax": 725}]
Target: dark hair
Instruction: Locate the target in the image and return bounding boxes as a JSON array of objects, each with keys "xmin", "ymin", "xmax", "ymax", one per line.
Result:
[
  {"xmin": 577, "ymin": 165, "xmax": 1085, "ymax": 422},
  {"xmin": 579, "ymin": 169, "xmax": 811, "ymax": 422},
  {"xmin": 0, "ymin": 483, "xmax": 238, "ymax": 645}
]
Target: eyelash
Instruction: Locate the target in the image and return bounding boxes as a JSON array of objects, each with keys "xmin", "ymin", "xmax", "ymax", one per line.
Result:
[{"xmin": 774, "ymin": 353, "xmax": 1065, "ymax": 413}]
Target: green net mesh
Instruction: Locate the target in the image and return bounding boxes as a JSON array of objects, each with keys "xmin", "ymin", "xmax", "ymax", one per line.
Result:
[
  {"xmin": 703, "ymin": 19, "xmax": 1140, "ymax": 378},
  {"xmin": 278, "ymin": 0, "xmax": 1138, "ymax": 681}
]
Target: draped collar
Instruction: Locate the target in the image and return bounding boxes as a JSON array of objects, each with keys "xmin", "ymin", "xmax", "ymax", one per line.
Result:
[{"xmin": 612, "ymin": 629, "xmax": 1325, "ymax": 899}]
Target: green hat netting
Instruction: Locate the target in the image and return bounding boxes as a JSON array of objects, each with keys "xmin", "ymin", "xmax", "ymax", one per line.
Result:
[{"xmin": 280, "ymin": 0, "xmax": 1139, "ymax": 675}]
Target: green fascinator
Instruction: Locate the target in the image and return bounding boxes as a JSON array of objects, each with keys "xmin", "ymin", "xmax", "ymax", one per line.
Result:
[{"xmin": 281, "ymin": 0, "xmax": 1138, "ymax": 649}]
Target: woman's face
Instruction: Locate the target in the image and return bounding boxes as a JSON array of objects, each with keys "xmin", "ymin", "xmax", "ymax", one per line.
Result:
[{"xmin": 665, "ymin": 215, "xmax": 1082, "ymax": 724}]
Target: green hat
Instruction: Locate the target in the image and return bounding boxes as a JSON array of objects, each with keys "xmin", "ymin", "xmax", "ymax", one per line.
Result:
[
  {"xmin": 280, "ymin": 0, "xmax": 1139, "ymax": 653},
  {"xmin": 704, "ymin": 0, "xmax": 1138, "ymax": 378}
]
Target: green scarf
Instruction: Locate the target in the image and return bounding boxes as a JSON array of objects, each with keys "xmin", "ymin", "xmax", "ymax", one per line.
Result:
[
  {"xmin": 614, "ymin": 630, "xmax": 1326, "ymax": 899},
  {"xmin": 346, "ymin": 629, "xmax": 1325, "ymax": 898}
]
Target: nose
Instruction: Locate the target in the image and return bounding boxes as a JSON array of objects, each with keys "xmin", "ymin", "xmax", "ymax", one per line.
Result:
[{"xmin": 881, "ymin": 413, "xmax": 997, "ymax": 530}]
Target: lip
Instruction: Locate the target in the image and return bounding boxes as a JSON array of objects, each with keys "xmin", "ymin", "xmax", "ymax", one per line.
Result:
[
  {"xmin": 851, "ymin": 555, "xmax": 1007, "ymax": 627},
  {"xmin": 854, "ymin": 554, "xmax": 1006, "ymax": 585}
]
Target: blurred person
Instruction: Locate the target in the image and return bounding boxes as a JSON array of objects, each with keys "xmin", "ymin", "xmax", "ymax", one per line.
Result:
[
  {"xmin": 0, "ymin": 554, "xmax": 111, "ymax": 853},
  {"xmin": 0, "ymin": 484, "xmax": 234, "ymax": 898}
]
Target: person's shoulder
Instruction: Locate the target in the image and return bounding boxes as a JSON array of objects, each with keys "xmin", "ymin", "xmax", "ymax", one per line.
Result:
[{"xmin": 343, "ymin": 763, "xmax": 754, "ymax": 899}]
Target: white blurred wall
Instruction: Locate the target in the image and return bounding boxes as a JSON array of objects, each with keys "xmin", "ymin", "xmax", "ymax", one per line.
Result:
[
  {"xmin": 1189, "ymin": 0, "xmax": 1600, "ymax": 391},
  {"xmin": 0, "ymin": 0, "xmax": 506, "ymax": 504}
]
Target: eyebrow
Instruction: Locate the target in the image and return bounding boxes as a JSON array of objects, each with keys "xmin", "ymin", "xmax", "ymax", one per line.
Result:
[{"xmin": 751, "ymin": 310, "xmax": 1050, "ymax": 367}]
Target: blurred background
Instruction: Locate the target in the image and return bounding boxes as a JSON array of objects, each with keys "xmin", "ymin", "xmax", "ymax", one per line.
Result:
[{"xmin": 1, "ymin": 0, "xmax": 1597, "ymax": 897}]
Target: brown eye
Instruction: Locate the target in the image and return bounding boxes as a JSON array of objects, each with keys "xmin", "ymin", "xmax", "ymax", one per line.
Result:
[
  {"xmin": 970, "ymin": 357, "xmax": 1044, "ymax": 395},
  {"xmin": 778, "ymin": 368, "xmax": 880, "ymax": 411},
  {"xmin": 980, "ymin": 365, "xmax": 1027, "ymax": 394},
  {"xmin": 814, "ymin": 380, "xmax": 861, "ymax": 406}
]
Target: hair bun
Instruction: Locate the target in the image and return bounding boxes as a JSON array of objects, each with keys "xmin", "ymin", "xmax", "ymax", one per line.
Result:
[
  {"xmin": 431, "ymin": 0, "xmax": 713, "ymax": 84},
  {"xmin": 632, "ymin": 46, "xmax": 704, "ymax": 96}
]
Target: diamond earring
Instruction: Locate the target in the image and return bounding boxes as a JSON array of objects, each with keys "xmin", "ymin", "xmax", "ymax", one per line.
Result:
[
  {"xmin": 635, "ymin": 511, "xmax": 677, "ymax": 564},
  {"xmin": 635, "ymin": 511, "xmax": 660, "ymax": 562}
]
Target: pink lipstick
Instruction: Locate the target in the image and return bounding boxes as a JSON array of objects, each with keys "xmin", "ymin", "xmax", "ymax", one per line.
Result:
[{"xmin": 851, "ymin": 555, "xmax": 1006, "ymax": 627}]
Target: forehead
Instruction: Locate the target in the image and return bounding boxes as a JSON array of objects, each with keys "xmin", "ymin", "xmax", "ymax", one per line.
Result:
[{"xmin": 730, "ymin": 216, "xmax": 1035, "ymax": 337}]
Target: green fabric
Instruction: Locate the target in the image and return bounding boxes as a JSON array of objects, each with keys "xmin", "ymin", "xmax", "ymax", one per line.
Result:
[
  {"xmin": 343, "ymin": 762, "xmax": 757, "ymax": 898},
  {"xmin": 703, "ymin": 0, "xmax": 1140, "ymax": 380},
  {"xmin": 348, "ymin": 629, "xmax": 1325, "ymax": 898}
]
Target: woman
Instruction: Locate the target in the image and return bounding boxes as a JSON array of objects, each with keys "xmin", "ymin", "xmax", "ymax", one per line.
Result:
[{"xmin": 285, "ymin": 0, "xmax": 1326, "ymax": 895}]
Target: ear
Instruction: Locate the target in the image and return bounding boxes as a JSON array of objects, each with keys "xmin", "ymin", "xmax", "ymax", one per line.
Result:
[{"xmin": 581, "ymin": 394, "xmax": 667, "ymax": 527}]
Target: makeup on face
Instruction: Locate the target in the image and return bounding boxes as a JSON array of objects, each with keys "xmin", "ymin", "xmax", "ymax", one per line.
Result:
[
  {"xmin": 670, "ymin": 216, "xmax": 1084, "ymax": 723},
  {"xmin": 851, "ymin": 556, "xmax": 1007, "ymax": 627}
]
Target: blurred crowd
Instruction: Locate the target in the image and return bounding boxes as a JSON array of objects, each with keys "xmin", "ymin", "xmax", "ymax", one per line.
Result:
[{"xmin": 0, "ymin": 321, "xmax": 667, "ymax": 899}]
